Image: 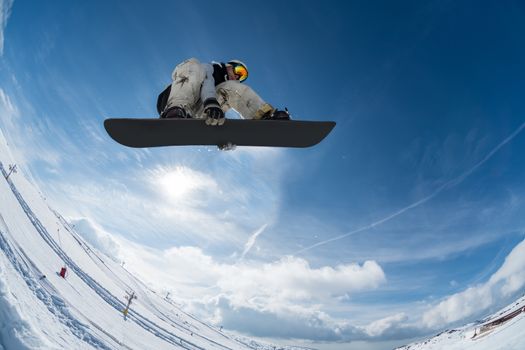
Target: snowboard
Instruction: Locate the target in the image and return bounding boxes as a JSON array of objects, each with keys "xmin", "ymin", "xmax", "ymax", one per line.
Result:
[{"xmin": 104, "ymin": 118, "xmax": 336, "ymax": 148}]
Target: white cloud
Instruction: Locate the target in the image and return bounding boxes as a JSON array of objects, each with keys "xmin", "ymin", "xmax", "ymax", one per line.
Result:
[
  {"xmin": 0, "ymin": 91, "xmax": 68, "ymax": 172},
  {"xmin": 217, "ymin": 257, "xmax": 386, "ymax": 306},
  {"xmin": 422, "ymin": 237, "xmax": 525, "ymax": 328},
  {"xmin": 116, "ymin": 240, "xmax": 386, "ymax": 305},
  {"xmin": 0, "ymin": 88, "xmax": 39, "ymax": 184},
  {"xmin": 488, "ymin": 237, "xmax": 525, "ymax": 296},
  {"xmin": 0, "ymin": 88, "xmax": 17, "ymax": 118},
  {"xmin": 76, "ymin": 227, "xmax": 388, "ymax": 340},
  {"xmin": 422, "ymin": 285, "xmax": 493, "ymax": 328},
  {"xmin": 208, "ymin": 297, "xmax": 361, "ymax": 340},
  {"xmin": 363, "ymin": 313, "xmax": 408, "ymax": 337},
  {"xmin": 201, "ymin": 297, "xmax": 425, "ymax": 342},
  {"xmin": 0, "ymin": 0, "xmax": 14, "ymax": 56},
  {"xmin": 69, "ymin": 217, "xmax": 120, "ymax": 261}
]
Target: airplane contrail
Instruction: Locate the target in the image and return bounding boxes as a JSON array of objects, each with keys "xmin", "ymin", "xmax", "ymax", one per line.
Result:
[
  {"xmin": 294, "ymin": 121, "xmax": 525, "ymax": 255},
  {"xmin": 240, "ymin": 223, "xmax": 268, "ymax": 260}
]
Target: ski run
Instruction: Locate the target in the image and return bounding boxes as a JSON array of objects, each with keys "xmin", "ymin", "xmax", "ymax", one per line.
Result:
[
  {"xmin": 0, "ymin": 130, "xmax": 308, "ymax": 350},
  {"xmin": 396, "ymin": 294, "xmax": 525, "ymax": 349}
]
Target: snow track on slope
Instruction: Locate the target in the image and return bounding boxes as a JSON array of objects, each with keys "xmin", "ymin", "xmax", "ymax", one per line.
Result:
[
  {"xmin": 1, "ymin": 162, "xmax": 230, "ymax": 350},
  {"xmin": 0, "ymin": 216, "xmax": 112, "ymax": 349}
]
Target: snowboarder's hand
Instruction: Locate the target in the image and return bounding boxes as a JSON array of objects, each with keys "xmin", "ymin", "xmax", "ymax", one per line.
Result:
[
  {"xmin": 205, "ymin": 106, "xmax": 224, "ymax": 126},
  {"xmin": 204, "ymin": 98, "xmax": 225, "ymax": 126}
]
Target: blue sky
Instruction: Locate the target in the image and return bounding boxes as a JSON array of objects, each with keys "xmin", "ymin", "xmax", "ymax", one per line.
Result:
[{"xmin": 1, "ymin": 1, "xmax": 525, "ymax": 349}]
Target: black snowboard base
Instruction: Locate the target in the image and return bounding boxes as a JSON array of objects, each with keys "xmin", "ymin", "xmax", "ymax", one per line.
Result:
[{"xmin": 104, "ymin": 118, "xmax": 335, "ymax": 149}]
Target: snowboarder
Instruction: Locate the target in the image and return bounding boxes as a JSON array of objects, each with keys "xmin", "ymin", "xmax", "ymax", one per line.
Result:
[
  {"xmin": 157, "ymin": 58, "xmax": 291, "ymax": 126},
  {"xmin": 59, "ymin": 266, "xmax": 67, "ymax": 278}
]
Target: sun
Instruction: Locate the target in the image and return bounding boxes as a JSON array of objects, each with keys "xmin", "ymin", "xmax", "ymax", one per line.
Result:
[
  {"xmin": 159, "ymin": 167, "xmax": 199, "ymax": 198},
  {"xmin": 157, "ymin": 166, "xmax": 216, "ymax": 200}
]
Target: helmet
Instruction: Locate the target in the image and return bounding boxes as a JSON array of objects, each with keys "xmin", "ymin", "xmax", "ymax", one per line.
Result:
[{"xmin": 228, "ymin": 60, "xmax": 248, "ymax": 82}]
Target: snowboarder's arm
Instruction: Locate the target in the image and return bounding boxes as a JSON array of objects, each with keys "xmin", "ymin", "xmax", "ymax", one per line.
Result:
[{"xmin": 157, "ymin": 85, "xmax": 171, "ymax": 115}]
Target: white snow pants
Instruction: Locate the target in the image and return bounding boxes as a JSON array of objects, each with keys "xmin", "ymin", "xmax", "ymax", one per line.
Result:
[{"xmin": 166, "ymin": 58, "xmax": 273, "ymax": 119}]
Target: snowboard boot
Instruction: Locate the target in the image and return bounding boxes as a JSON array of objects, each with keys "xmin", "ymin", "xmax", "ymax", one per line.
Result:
[
  {"xmin": 161, "ymin": 106, "xmax": 191, "ymax": 119},
  {"xmin": 261, "ymin": 108, "xmax": 291, "ymax": 121}
]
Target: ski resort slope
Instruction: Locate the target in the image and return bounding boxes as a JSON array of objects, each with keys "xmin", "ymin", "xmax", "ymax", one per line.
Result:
[
  {"xmin": 396, "ymin": 294, "xmax": 525, "ymax": 350},
  {"xmin": 0, "ymin": 129, "xmax": 263, "ymax": 350}
]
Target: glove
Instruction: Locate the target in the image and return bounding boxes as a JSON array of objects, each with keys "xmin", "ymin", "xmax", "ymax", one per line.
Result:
[{"xmin": 204, "ymin": 98, "xmax": 225, "ymax": 126}]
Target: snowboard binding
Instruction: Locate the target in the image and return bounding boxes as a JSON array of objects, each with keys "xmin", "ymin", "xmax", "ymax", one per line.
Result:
[
  {"xmin": 262, "ymin": 107, "xmax": 291, "ymax": 121},
  {"xmin": 161, "ymin": 106, "xmax": 191, "ymax": 119},
  {"xmin": 218, "ymin": 142, "xmax": 237, "ymax": 151}
]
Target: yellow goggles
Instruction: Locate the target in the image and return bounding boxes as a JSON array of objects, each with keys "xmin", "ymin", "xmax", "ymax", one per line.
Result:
[{"xmin": 233, "ymin": 65, "xmax": 248, "ymax": 82}]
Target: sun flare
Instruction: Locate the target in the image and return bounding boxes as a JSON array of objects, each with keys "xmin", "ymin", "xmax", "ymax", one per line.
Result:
[{"xmin": 157, "ymin": 166, "xmax": 215, "ymax": 200}]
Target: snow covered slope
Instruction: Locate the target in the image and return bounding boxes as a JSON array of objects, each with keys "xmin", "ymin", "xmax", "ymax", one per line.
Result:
[
  {"xmin": 0, "ymin": 130, "xmax": 271, "ymax": 350},
  {"xmin": 395, "ymin": 294, "xmax": 525, "ymax": 350}
]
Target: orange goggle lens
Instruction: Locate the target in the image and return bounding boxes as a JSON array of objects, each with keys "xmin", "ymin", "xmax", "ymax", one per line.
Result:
[{"xmin": 233, "ymin": 65, "xmax": 248, "ymax": 82}]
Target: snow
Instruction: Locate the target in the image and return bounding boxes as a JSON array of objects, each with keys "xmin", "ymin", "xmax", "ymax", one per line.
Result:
[
  {"xmin": 0, "ymin": 130, "xmax": 301, "ymax": 350},
  {"xmin": 395, "ymin": 294, "xmax": 525, "ymax": 350}
]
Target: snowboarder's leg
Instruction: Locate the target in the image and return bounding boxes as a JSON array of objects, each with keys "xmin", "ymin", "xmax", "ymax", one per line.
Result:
[
  {"xmin": 165, "ymin": 58, "xmax": 206, "ymax": 118},
  {"xmin": 216, "ymin": 81, "xmax": 290, "ymax": 120},
  {"xmin": 216, "ymin": 81, "xmax": 271, "ymax": 119}
]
